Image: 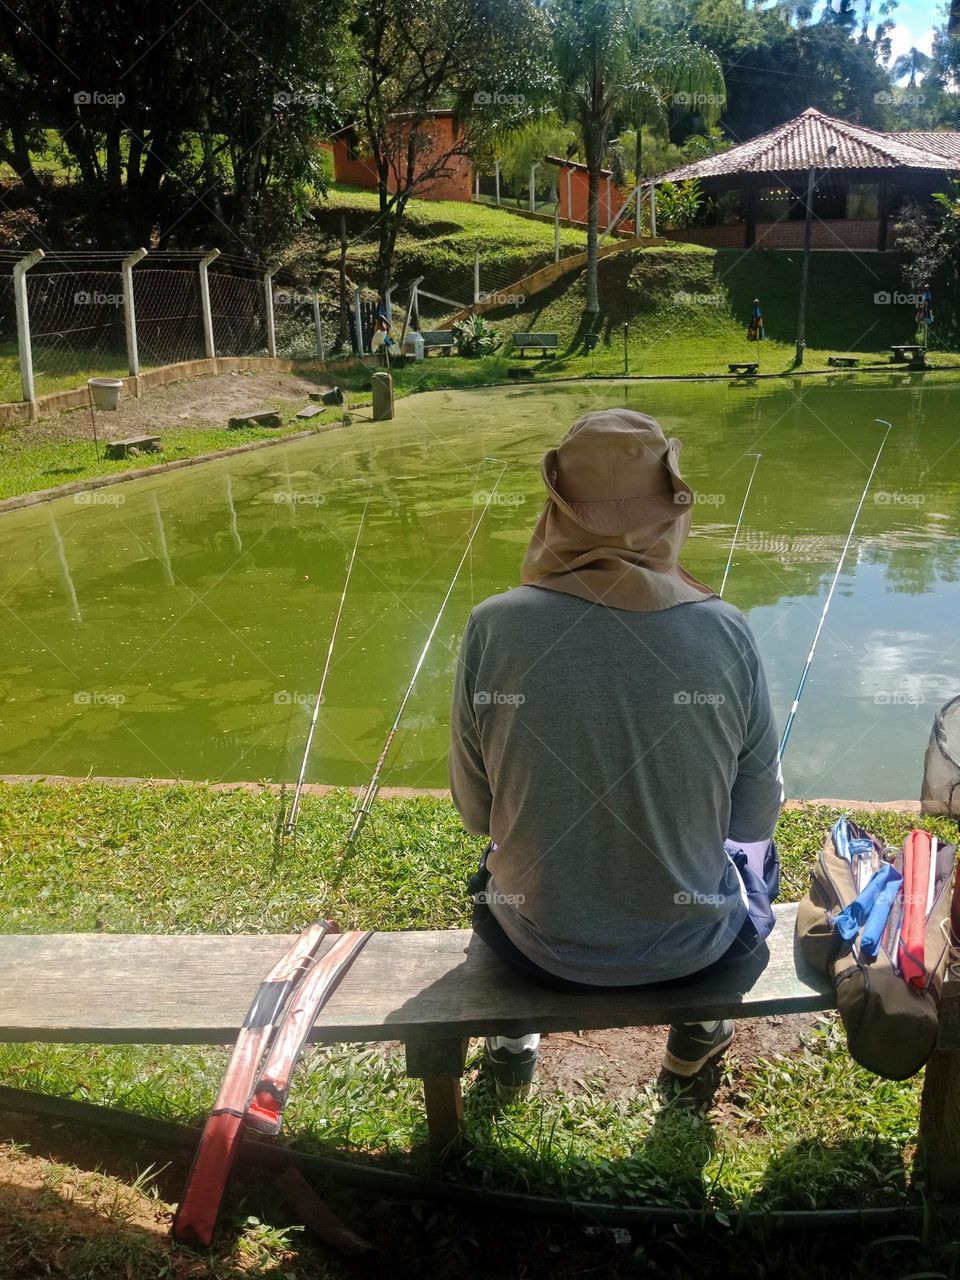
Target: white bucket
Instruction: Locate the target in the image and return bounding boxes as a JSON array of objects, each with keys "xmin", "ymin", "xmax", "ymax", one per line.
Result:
[
  {"xmin": 88, "ymin": 377, "xmax": 123, "ymax": 411},
  {"xmin": 402, "ymin": 331, "xmax": 424, "ymax": 360}
]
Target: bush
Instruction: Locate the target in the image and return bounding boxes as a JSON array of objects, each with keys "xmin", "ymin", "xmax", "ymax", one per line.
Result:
[{"xmin": 452, "ymin": 313, "xmax": 500, "ymax": 357}]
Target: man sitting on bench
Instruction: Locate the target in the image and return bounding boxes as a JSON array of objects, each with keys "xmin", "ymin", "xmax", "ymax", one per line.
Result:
[{"xmin": 449, "ymin": 409, "xmax": 782, "ymax": 1098}]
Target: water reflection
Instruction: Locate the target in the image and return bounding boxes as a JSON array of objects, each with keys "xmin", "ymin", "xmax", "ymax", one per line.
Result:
[
  {"xmin": 151, "ymin": 493, "xmax": 175, "ymax": 587},
  {"xmin": 1, "ymin": 376, "xmax": 958, "ymax": 800},
  {"xmin": 49, "ymin": 515, "xmax": 81, "ymax": 624}
]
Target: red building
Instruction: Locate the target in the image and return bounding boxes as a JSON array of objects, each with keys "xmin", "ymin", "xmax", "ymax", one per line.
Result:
[
  {"xmin": 545, "ymin": 156, "xmax": 637, "ymax": 234},
  {"xmin": 330, "ymin": 111, "xmax": 473, "ymax": 202}
]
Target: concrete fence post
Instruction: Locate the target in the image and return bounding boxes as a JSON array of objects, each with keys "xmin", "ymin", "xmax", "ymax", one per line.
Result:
[
  {"xmin": 198, "ymin": 249, "xmax": 220, "ymax": 359},
  {"xmin": 529, "ymin": 163, "xmax": 539, "ymax": 215},
  {"xmin": 636, "ymin": 184, "xmax": 643, "ymax": 235},
  {"xmin": 473, "ymin": 250, "xmax": 480, "ymax": 304},
  {"xmin": 566, "ymin": 167, "xmax": 573, "ymax": 225},
  {"xmin": 605, "ymin": 176, "xmax": 613, "ymax": 233},
  {"xmin": 554, "ymin": 205, "xmax": 560, "ymax": 263},
  {"xmin": 352, "ymin": 286, "xmax": 364, "ymax": 356},
  {"xmin": 494, "ymin": 159, "xmax": 501, "ymax": 206},
  {"xmin": 650, "ymin": 184, "xmax": 657, "ymax": 238},
  {"xmin": 13, "ymin": 248, "xmax": 44, "ymax": 404},
  {"xmin": 263, "ymin": 264, "xmax": 280, "ymax": 359},
  {"xmin": 121, "ymin": 248, "xmax": 147, "ymax": 378},
  {"xmin": 311, "ymin": 287, "xmax": 325, "ymax": 362}
]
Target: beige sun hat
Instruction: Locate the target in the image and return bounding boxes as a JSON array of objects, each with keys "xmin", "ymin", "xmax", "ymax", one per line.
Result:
[
  {"xmin": 541, "ymin": 409, "xmax": 694, "ymax": 535},
  {"xmin": 521, "ymin": 408, "xmax": 714, "ymax": 613}
]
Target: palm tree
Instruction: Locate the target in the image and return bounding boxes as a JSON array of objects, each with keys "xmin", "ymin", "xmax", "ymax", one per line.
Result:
[
  {"xmin": 548, "ymin": 0, "xmax": 723, "ymax": 313},
  {"xmin": 892, "ymin": 47, "xmax": 932, "ymax": 87}
]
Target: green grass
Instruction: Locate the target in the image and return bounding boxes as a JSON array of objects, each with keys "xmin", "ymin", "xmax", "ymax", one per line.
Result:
[
  {"xmin": 0, "ymin": 781, "xmax": 958, "ymax": 1274},
  {"xmin": 0, "ymin": 387, "xmax": 374, "ymax": 502}
]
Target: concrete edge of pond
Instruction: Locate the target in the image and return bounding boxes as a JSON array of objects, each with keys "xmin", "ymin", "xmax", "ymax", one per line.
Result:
[
  {"xmin": 3, "ymin": 363, "xmax": 959, "ymax": 516},
  {"xmin": 0, "ymin": 773, "xmax": 921, "ymax": 811}
]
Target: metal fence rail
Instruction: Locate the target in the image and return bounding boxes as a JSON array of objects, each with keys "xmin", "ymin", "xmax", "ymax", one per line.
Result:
[{"xmin": 0, "ymin": 229, "xmax": 565, "ymax": 406}]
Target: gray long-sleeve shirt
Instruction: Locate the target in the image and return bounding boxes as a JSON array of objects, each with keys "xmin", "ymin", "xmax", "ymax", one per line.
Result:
[{"xmin": 449, "ymin": 586, "xmax": 782, "ymax": 985}]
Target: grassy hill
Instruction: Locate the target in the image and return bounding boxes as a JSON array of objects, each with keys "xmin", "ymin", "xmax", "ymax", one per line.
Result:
[{"xmin": 304, "ymin": 186, "xmax": 952, "ymax": 375}]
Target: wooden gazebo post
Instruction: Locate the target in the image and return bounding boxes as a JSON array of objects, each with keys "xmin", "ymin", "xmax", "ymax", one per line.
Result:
[{"xmin": 794, "ymin": 167, "xmax": 816, "ymax": 367}]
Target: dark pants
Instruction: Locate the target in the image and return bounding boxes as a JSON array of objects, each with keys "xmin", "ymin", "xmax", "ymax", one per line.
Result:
[{"xmin": 470, "ymin": 841, "xmax": 780, "ymax": 996}]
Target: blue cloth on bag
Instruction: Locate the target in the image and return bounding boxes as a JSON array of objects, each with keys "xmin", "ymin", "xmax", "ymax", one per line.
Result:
[
  {"xmin": 860, "ymin": 870, "xmax": 903, "ymax": 958},
  {"xmin": 833, "ymin": 816, "xmax": 875, "ymax": 862},
  {"xmin": 831, "ymin": 862, "xmax": 902, "ymax": 943}
]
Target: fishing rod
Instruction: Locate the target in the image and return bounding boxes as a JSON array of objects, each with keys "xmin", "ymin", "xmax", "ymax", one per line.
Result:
[
  {"xmin": 719, "ymin": 452, "xmax": 762, "ymax": 599},
  {"xmin": 778, "ymin": 419, "xmax": 893, "ymax": 760},
  {"xmin": 284, "ymin": 484, "xmax": 372, "ymax": 840},
  {"xmin": 345, "ymin": 459, "xmax": 508, "ymax": 846}
]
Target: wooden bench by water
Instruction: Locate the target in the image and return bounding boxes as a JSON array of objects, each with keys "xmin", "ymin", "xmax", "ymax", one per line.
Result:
[
  {"xmin": 1, "ymin": 903, "xmax": 958, "ymax": 1193},
  {"xmin": 511, "ymin": 333, "xmax": 559, "ymax": 357}
]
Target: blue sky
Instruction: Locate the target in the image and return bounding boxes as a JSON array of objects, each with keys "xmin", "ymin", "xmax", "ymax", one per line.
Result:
[{"xmin": 884, "ymin": 0, "xmax": 939, "ymax": 70}]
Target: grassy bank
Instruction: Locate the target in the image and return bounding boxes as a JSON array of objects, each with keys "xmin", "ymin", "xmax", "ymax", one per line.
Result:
[
  {"xmin": 0, "ymin": 383, "xmax": 373, "ymax": 504},
  {"xmin": 0, "ymin": 781, "xmax": 957, "ymax": 1276},
  {"xmin": 2, "ymin": 187, "xmax": 958, "ymax": 503}
]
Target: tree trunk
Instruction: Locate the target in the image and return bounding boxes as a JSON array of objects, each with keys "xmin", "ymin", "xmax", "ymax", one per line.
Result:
[
  {"xmin": 585, "ymin": 163, "xmax": 601, "ymax": 314},
  {"xmin": 375, "ymin": 175, "xmax": 397, "ymax": 294},
  {"xmin": 337, "ymin": 213, "xmax": 349, "ymax": 351}
]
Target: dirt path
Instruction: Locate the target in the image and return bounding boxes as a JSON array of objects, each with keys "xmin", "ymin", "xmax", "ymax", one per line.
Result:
[
  {"xmin": 17, "ymin": 370, "xmax": 329, "ymax": 448},
  {"xmin": 536, "ymin": 1013, "xmax": 821, "ymax": 1105}
]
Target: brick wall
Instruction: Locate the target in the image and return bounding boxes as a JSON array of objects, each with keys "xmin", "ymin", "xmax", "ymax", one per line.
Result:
[
  {"xmin": 661, "ymin": 225, "xmax": 746, "ymax": 248},
  {"xmin": 331, "ymin": 119, "xmax": 473, "ymax": 202},
  {"xmin": 754, "ymin": 219, "xmax": 880, "ymax": 250}
]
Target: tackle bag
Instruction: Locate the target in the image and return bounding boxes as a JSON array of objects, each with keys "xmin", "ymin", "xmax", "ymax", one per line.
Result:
[{"xmin": 795, "ymin": 816, "xmax": 956, "ymax": 1080}]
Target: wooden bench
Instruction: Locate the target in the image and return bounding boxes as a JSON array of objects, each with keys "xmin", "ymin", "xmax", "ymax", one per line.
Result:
[
  {"xmin": 104, "ymin": 435, "xmax": 161, "ymax": 460},
  {"xmin": 2, "ymin": 906, "xmax": 959, "ymax": 1191},
  {"xmin": 890, "ymin": 344, "xmax": 924, "ymax": 363},
  {"xmin": 728, "ymin": 362, "xmax": 759, "ymax": 377},
  {"xmin": 827, "ymin": 355, "xmax": 860, "ymax": 368},
  {"xmin": 421, "ymin": 330, "xmax": 456, "ymax": 356},
  {"xmin": 511, "ymin": 333, "xmax": 559, "ymax": 358},
  {"xmin": 228, "ymin": 410, "xmax": 283, "ymax": 430}
]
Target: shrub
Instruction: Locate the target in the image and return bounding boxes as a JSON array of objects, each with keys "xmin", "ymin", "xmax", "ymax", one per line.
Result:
[{"xmin": 452, "ymin": 313, "xmax": 500, "ymax": 357}]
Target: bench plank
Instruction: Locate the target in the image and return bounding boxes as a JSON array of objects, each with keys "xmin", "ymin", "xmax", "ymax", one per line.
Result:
[{"xmin": 0, "ymin": 905, "xmax": 837, "ymax": 1044}]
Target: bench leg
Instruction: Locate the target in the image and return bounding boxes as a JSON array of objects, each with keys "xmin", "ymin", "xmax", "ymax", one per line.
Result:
[
  {"xmin": 421, "ymin": 1076, "xmax": 464, "ymax": 1152},
  {"xmin": 918, "ymin": 995, "xmax": 960, "ymax": 1198},
  {"xmin": 405, "ymin": 1038, "xmax": 468, "ymax": 1155},
  {"xmin": 919, "ymin": 1048, "xmax": 960, "ymax": 1197}
]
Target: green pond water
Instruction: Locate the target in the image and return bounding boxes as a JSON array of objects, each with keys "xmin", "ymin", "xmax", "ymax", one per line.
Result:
[{"xmin": 1, "ymin": 375, "xmax": 958, "ymax": 802}]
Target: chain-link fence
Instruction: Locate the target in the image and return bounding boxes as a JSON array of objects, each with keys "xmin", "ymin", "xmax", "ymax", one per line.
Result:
[
  {"xmin": 209, "ymin": 263, "xmax": 265, "ymax": 358},
  {"xmin": 0, "ymin": 252, "xmax": 19, "ymax": 403},
  {"xmin": 27, "ymin": 261, "xmax": 127, "ymax": 393},
  {"xmin": 133, "ymin": 260, "xmax": 205, "ymax": 370},
  {"xmin": 0, "ymin": 250, "xmax": 342, "ymax": 405}
]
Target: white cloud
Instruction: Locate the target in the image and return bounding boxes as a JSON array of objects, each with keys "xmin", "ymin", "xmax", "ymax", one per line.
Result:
[{"xmin": 886, "ymin": 23, "xmax": 936, "ymax": 75}]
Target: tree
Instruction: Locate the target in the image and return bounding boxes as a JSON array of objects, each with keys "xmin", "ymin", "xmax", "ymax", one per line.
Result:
[
  {"xmin": 497, "ymin": 116, "xmax": 578, "ymax": 204},
  {"xmin": 892, "ymin": 47, "xmax": 933, "ymax": 86},
  {"xmin": 548, "ymin": 0, "xmax": 723, "ymax": 313},
  {"xmin": 345, "ymin": 0, "xmax": 547, "ymax": 291},
  {"xmin": 0, "ymin": 0, "xmax": 353, "ymax": 251}
]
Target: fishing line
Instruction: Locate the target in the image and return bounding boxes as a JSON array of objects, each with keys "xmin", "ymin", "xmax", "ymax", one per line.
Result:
[
  {"xmin": 284, "ymin": 482, "xmax": 372, "ymax": 842},
  {"xmin": 468, "ymin": 454, "xmax": 507, "ymax": 606},
  {"xmin": 345, "ymin": 460, "xmax": 508, "ymax": 847},
  {"xmin": 719, "ymin": 452, "xmax": 762, "ymax": 599},
  {"xmin": 778, "ymin": 419, "xmax": 894, "ymax": 761}
]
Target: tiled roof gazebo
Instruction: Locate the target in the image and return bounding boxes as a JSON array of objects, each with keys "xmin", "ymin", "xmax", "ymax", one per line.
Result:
[{"xmin": 655, "ymin": 107, "xmax": 960, "ymax": 251}]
